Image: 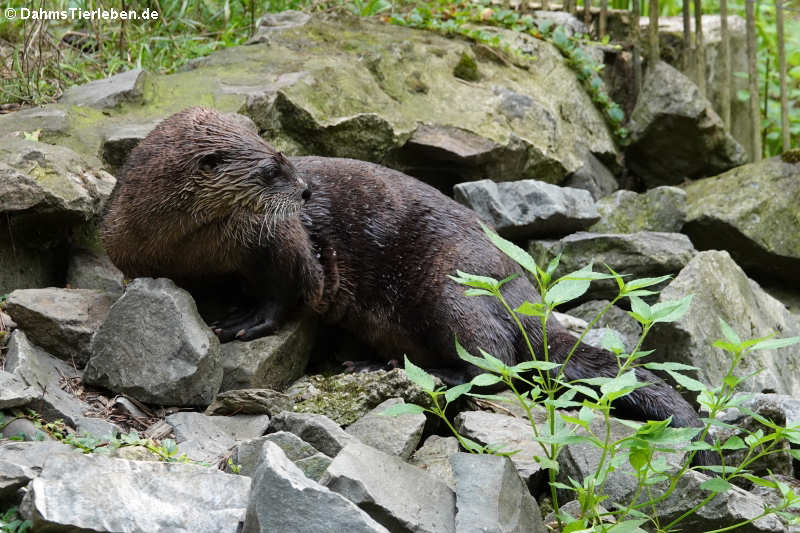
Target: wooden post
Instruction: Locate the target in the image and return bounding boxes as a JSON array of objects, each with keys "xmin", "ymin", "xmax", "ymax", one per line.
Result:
[
  {"xmin": 599, "ymin": 0, "xmax": 608, "ymax": 38},
  {"xmin": 584, "ymin": 0, "xmax": 592, "ymax": 28},
  {"xmin": 694, "ymin": 0, "xmax": 706, "ymax": 97},
  {"xmin": 633, "ymin": 0, "xmax": 642, "ymax": 99},
  {"xmin": 777, "ymin": 0, "xmax": 790, "ymax": 152},
  {"xmin": 720, "ymin": 0, "xmax": 731, "ymax": 129},
  {"xmin": 746, "ymin": 0, "xmax": 761, "ymax": 161},
  {"xmin": 648, "ymin": 0, "xmax": 659, "ymax": 68}
]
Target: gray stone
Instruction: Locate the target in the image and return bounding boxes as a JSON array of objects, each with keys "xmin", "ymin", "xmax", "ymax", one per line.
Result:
[
  {"xmin": 453, "ymin": 179, "xmax": 599, "ymax": 239},
  {"xmin": 21, "ymin": 453, "xmax": 250, "ymax": 533},
  {"xmin": 1, "ymin": 418, "xmax": 47, "ymax": 441},
  {"xmin": 166, "ymin": 412, "xmax": 270, "ymax": 464},
  {"xmin": 346, "ymin": 398, "xmax": 426, "ymax": 460},
  {"xmin": 626, "ymin": 61, "xmax": 747, "ymax": 187},
  {"xmin": 569, "ymin": 300, "xmax": 642, "ymax": 353},
  {"xmin": 269, "ymin": 411, "xmax": 356, "ymax": 457},
  {"xmin": 220, "ymin": 314, "xmax": 317, "ymax": 392},
  {"xmin": 646, "ymin": 251, "xmax": 800, "ymax": 396},
  {"xmin": 248, "ymin": 10, "xmax": 312, "ymax": 43},
  {"xmin": 66, "ymin": 248, "xmax": 125, "ymax": 294},
  {"xmin": 60, "ymin": 68, "xmax": 149, "ymax": 109},
  {"xmin": 321, "ymin": 440, "xmax": 456, "ymax": 533},
  {"xmin": 651, "ymin": 469, "xmax": 783, "ymax": 532},
  {"xmin": 409, "ymin": 435, "xmax": 460, "ymax": 490},
  {"xmin": 450, "ymin": 453, "xmax": 546, "ymax": 533},
  {"xmin": 243, "ymin": 442, "xmax": 388, "ymax": 533},
  {"xmin": 0, "ymin": 441, "xmax": 77, "ymax": 501},
  {"xmin": 454, "ymin": 410, "xmax": 547, "ymax": 488},
  {"xmin": 683, "ymin": 156, "xmax": 800, "ymax": 283},
  {"xmin": 288, "ymin": 369, "xmax": 437, "ymax": 426},
  {"xmin": 529, "ymin": 231, "xmax": 696, "ymax": 301},
  {"xmin": 0, "ymin": 106, "xmax": 69, "ymax": 140},
  {"xmin": 75, "ymin": 417, "xmax": 121, "ymax": 438},
  {"xmin": 531, "ymin": 10, "xmax": 589, "ymax": 37},
  {"xmin": 563, "ymin": 149, "xmax": 619, "ymax": 200},
  {"xmin": 101, "ymin": 121, "xmax": 156, "ymax": 173},
  {"xmin": 206, "ymin": 388, "xmax": 293, "ymax": 416},
  {"xmin": 0, "ymin": 370, "xmax": 36, "ymax": 409},
  {"xmin": 5, "ymin": 288, "xmax": 115, "ymax": 367},
  {"xmin": 589, "ymin": 187, "xmax": 687, "ymax": 233},
  {"xmin": 0, "ymin": 136, "xmax": 114, "ymax": 217},
  {"xmin": 230, "ymin": 432, "xmax": 331, "ymax": 480},
  {"xmin": 85, "ymin": 278, "xmax": 222, "ymax": 406}
]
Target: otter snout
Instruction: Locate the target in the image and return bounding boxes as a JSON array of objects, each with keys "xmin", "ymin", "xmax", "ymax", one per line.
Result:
[{"xmin": 297, "ymin": 177, "xmax": 311, "ymax": 202}]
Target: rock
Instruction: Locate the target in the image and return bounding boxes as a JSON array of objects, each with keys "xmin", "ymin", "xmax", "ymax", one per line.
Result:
[
  {"xmin": 454, "ymin": 410, "xmax": 547, "ymax": 488},
  {"xmin": 0, "ymin": 371, "xmax": 37, "ymax": 409},
  {"xmin": 531, "ymin": 10, "xmax": 589, "ymax": 37},
  {"xmin": 205, "ymin": 389, "xmax": 293, "ymax": 416},
  {"xmin": 248, "ymin": 10, "xmax": 312, "ymax": 43},
  {"xmin": 0, "ymin": 106, "xmax": 69, "ymax": 141},
  {"xmin": 220, "ymin": 314, "xmax": 317, "ymax": 392},
  {"xmin": 625, "ymin": 61, "xmax": 747, "ymax": 187},
  {"xmin": 529, "ymin": 231, "xmax": 696, "ymax": 301},
  {"xmin": 0, "ymin": 441, "xmax": 77, "ymax": 502},
  {"xmin": 1, "ymin": 418, "xmax": 47, "ymax": 441},
  {"xmin": 288, "ymin": 369, "xmax": 437, "ymax": 426},
  {"xmin": 75, "ymin": 417, "xmax": 121, "ymax": 438},
  {"xmin": 651, "ymin": 469, "xmax": 783, "ymax": 532},
  {"xmin": 166, "ymin": 412, "xmax": 270, "ymax": 464},
  {"xmin": 645, "ymin": 251, "xmax": 800, "ymax": 396},
  {"xmin": 453, "ymin": 179, "xmax": 599, "ymax": 239},
  {"xmin": 0, "ymin": 136, "xmax": 114, "ymax": 217},
  {"xmin": 683, "ymin": 156, "xmax": 800, "ymax": 283},
  {"xmin": 568, "ymin": 300, "xmax": 642, "ymax": 352},
  {"xmin": 230, "ymin": 432, "xmax": 331, "ymax": 481},
  {"xmin": 101, "ymin": 121, "xmax": 157, "ymax": 174},
  {"xmin": 589, "ymin": 186, "xmax": 687, "ymax": 233},
  {"xmin": 21, "ymin": 453, "xmax": 250, "ymax": 533},
  {"xmin": 345, "ymin": 398, "xmax": 426, "ymax": 460},
  {"xmin": 4, "ymin": 329, "xmax": 99, "ymax": 427},
  {"xmin": 5, "ymin": 288, "xmax": 115, "ymax": 367},
  {"xmin": 85, "ymin": 278, "xmax": 222, "ymax": 406},
  {"xmin": 60, "ymin": 68, "xmax": 149, "ymax": 109},
  {"xmin": 450, "ymin": 453, "xmax": 546, "ymax": 533},
  {"xmin": 563, "ymin": 150, "xmax": 619, "ymax": 200},
  {"xmin": 409, "ymin": 436, "xmax": 460, "ymax": 490},
  {"xmin": 269, "ymin": 411, "xmax": 356, "ymax": 457},
  {"xmin": 66, "ymin": 248, "xmax": 125, "ymax": 294},
  {"xmin": 321, "ymin": 440, "xmax": 456, "ymax": 533},
  {"xmin": 556, "ymin": 415, "xmax": 688, "ymax": 506},
  {"xmin": 243, "ymin": 442, "xmax": 388, "ymax": 533},
  {"xmin": 649, "ymin": 15, "xmax": 755, "ymax": 159}
]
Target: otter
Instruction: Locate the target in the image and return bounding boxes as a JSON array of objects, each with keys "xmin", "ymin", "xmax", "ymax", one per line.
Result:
[{"xmin": 102, "ymin": 108, "xmax": 712, "ymax": 464}]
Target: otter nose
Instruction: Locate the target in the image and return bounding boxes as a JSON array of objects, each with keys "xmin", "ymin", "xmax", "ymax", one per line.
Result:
[{"xmin": 302, "ymin": 188, "xmax": 311, "ymax": 201}]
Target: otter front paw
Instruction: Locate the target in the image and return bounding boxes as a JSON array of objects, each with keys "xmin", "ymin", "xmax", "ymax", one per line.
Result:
[{"xmin": 211, "ymin": 305, "xmax": 281, "ymax": 342}]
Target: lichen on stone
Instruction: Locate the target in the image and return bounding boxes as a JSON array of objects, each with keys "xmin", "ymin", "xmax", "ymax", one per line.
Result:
[{"xmin": 453, "ymin": 51, "xmax": 480, "ymax": 82}]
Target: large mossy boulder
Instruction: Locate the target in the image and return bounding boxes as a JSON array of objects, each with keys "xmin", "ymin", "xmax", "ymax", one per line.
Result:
[
  {"xmin": 0, "ymin": 12, "xmax": 617, "ymax": 190},
  {"xmin": 682, "ymin": 156, "xmax": 800, "ymax": 283}
]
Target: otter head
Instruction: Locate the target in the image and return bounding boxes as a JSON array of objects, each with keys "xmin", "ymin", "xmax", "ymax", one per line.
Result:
[{"xmin": 141, "ymin": 107, "xmax": 310, "ymax": 222}]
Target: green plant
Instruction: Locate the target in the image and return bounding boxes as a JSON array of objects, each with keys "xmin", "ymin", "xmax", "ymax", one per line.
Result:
[
  {"xmin": 387, "ymin": 224, "xmax": 800, "ymax": 532},
  {"xmin": 0, "ymin": 507, "xmax": 31, "ymax": 533}
]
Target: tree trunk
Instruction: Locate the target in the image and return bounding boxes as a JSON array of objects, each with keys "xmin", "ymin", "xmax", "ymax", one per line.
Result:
[
  {"xmin": 694, "ymin": 0, "xmax": 706, "ymax": 97},
  {"xmin": 600, "ymin": 0, "xmax": 608, "ymax": 38},
  {"xmin": 746, "ymin": 0, "xmax": 762, "ymax": 161},
  {"xmin": 720, "ymin": 0, "xmax": 731, "ymax": 129},
  {"xmin": 777, "ymin": 0, "xmax": 790, "ymax": 152},
  {"xmin": 682, "ymin": 0, "xmax": 692, "ymax": 72},
  {"xmin": 584, "ymin": 0, "xmax": 592, "ymax": 28},
  {"xmin": 633, "ymin": 0, "xmax": 642, "ymax": 99},
  {"xmin": 648, "ymin": 0, "xmax": 659, "ymax": 68}
]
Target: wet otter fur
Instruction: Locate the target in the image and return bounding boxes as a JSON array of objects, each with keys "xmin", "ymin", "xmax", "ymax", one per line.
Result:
[{"xmin": 103, "ymin": 108, "xmax": 713, "ymax": 465}]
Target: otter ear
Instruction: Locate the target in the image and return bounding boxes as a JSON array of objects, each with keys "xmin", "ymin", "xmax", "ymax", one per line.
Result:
[{"xmin": 198, "ymin": 153, "xmax": 223, "ymax": 174}]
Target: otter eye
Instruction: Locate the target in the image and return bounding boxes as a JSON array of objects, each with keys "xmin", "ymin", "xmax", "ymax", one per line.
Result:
[
  {"xmin": 198, "ymin": 154, "xmax": 222, "ymax": 174},
  {"xmin": 262, "ymin": 166, "xmax": 281, "ymax": 181}
]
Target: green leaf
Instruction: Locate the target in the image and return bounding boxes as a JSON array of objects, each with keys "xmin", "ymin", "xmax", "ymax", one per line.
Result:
[
  {"xmin": 464, "ymin": 288, "xmax": 493, "ymax": 297},
  {"xmin": 455, "ymin": 338, "xmax": 499, "ymax": 373},
  {"xmin": 480, "ymin": 222, "xmax": 538, "ymax": 277},
  {"xmin": 608, "ymin": 519, "xmax": 648, "ymax": 533},
  {"xmin": 602, "ymin": 330, "xmax": 626, "ymax": 354},
  {"xmin": 748, "ymin": 336, "xmax": 800, "ymax": 351},
  {"xmin": 740, "ymin": 474, "xmax": 778, "ymax": 489},
  {"xmin": 515, "ymin": 301, "xmax": 547, "ymax": 317},
  {"xmin": 665, "ymin": 370, "xmax": 706, "ymax": 391},
  {"xmin": 545, "ymin": 278, "xmax": 590, "ymax": 306},
  {"xmin": 721, "ymin": 436, "xmax": 747, "ymax": 450},
  {"xmin": 403, "ymin": 355, "xmax": 435, "ymax": 392},
  {"xmin": 628, "ymin": 295, "xmax": 651, "ymax": 322},
  {"xmin": 643, "ymin": 361, "xmax": 697, "ymax": 372},
  {"xmin": 381, "ymin": 403, "xmax": 427, "ymax": 416},
  {"xmin": 700, "ymin": 478, "xmax": 732, "ymax": 493},
  {"xmin": 737, "ymin": 89, "xmax": 750, "ymax": 101},
  {"xmin": 600, "ymin": 370, "xmax": 639, "ymax": 396},
  {"xmin": 624, "ymin": 275, "xmax": 672, "ymax": 292},
  {"xmin": 449, "ymin": 270, "xmax": 500, "ymax": 291},
  {"xmin": 512, "ymin": 360, "xmax": 561, "ymax": 372},
  {"xmin": 471, "ymin": 373, "xmax": 503, "ymax": 387},
  {"xmin": 651, "ymin": 294, "xmax": 693, "ymax": 324},
  {"xmin": 442, "ymin": 383, "xmax": 470, "ymax": 404}
]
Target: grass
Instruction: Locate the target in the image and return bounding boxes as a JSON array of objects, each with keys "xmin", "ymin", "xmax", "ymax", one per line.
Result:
[{"xmin": 0, "ymin": 0, "xmax": 796, "ymax": 155}]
